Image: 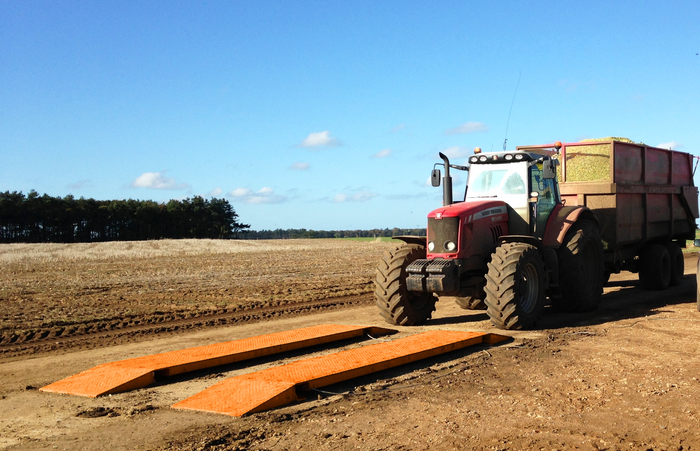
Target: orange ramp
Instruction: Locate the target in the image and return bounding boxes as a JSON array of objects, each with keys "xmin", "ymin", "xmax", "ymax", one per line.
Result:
[
  {"xmin": 173, "ymin": 330, "xmax": 508, "ymax": 417},
  {"xmin": 40, "ymin": 324, "xmax": 396, "ymax": 398}
]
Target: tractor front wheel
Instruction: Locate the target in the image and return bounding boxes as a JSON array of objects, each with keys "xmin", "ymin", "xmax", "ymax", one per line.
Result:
[
  {"xmin": 484, "ymin": 243, "xmax": 546, "ymax": 330},
  {"xmin": 375, "ymin": 243, "xmax": 437, "ymax": 326},
  {"xmin": 452, "ymin": 276, "xmax": 487, "ymax": 310}
]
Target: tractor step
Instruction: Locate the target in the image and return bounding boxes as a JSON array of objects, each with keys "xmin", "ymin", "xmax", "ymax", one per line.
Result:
[
  {"xmin": 172, "ymin": 330, "xmax": 508, "ymax": 417},
  {"xmin": 40, "ymin": 324, "xmax": 396, "ymax": 398}
]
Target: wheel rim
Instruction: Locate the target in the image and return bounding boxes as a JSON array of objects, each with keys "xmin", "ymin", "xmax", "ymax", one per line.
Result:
[{"xmin": 518, "ymin": 262, "xmax": 540, "ymax": 313}]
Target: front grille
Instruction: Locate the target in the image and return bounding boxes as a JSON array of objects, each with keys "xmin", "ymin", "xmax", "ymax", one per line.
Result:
[{"xmin": 427, "ymin": 217, "xmax": 460, "ymax": 253}]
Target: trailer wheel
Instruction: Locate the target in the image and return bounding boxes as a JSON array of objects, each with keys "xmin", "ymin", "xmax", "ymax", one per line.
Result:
[
  {"xmin": 375, "ymin": 243, "xmax": 437, "ymax": 326},
  {"xmin": 484, "ymin": 243, "xmax": 546, "ymax": 330},
  {"xmin": 453, "ymin": 276, "xmax": 487, "ymax": 310},
  {"xmin": 553, "ymin": 220, "xmax": 604, "ymax": 312},
  {"xmin": 666, "ymin": 242, "xmax": 684, "ymax": 286},
  {"xmin": 639, "ymin": 244, "xmax": 671, "ymax": 290}
]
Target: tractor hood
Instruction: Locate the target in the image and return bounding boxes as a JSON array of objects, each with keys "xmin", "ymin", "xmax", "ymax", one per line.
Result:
[
  {"xmin": 427, "ymin": 199, "xmax": 508, "ymax": 224},
  {"xmin": 426, "ymin": 199, "xmax": 509, "ymax": 259}
]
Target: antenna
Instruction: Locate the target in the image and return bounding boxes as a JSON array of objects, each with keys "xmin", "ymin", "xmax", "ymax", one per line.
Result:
[{"xmin": 503, "ymin": 71, "xmax": 521, "ymax": 151}]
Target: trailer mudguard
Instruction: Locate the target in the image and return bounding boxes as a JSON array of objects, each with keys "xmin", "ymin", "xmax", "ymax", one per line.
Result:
[{"xmin": 542, "ymin": 205, "xmax": 597, "ymax": 248}]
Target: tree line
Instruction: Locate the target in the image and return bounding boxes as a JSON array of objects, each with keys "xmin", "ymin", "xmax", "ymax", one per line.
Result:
[
  {"xmin": 0, "ymin": 190, "xmax": 426, "ymax": 243},
  {"xmin": 0, "ymin": 190, "xmax": 250, "ymax": 243},
  {"xmin": 241, "ymin": 228, "xmax": 426, "ymax": 240}
]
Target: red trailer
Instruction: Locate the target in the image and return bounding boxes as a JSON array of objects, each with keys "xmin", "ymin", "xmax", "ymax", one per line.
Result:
[{"xmin": 518, "ymin": 139, "xmax": 699, "ymax": 286}]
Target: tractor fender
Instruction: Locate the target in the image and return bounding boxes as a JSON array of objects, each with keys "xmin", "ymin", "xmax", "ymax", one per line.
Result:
[
  {"xmin": 392, "ymin": 235, "xmax": 427, "ymax": 247},
  {"xmin": 542, "ymin": 205, "xmax": 599, "ymax": 248}
]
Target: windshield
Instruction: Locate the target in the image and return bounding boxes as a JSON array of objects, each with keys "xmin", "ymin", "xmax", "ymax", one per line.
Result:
[{"xmin": 465, "ymin": 162, "xmax": 529, "ymax": 199}]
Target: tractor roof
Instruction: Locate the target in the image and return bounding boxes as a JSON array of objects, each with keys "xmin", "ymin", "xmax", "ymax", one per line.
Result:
[{"xmin": 468, "ymin": 151, "xmax": 543, "ymax": 164}]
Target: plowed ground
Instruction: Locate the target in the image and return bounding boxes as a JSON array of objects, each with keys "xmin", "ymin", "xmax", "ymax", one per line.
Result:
[{"xmin": 1, "ymin": 239, "xmax": 699, "ymax": 451}]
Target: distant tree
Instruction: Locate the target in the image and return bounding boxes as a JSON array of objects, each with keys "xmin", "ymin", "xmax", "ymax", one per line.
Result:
[{"xmin": 0, "ymin": 191, "xmax": 249, "ymax": 243}]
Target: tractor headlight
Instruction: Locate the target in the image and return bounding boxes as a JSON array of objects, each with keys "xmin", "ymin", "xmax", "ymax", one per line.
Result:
[
  {"xmin": 428, "ymin": 241, "xmax": 435, "ymax": 252},
  {"xmin": 444, "ymin": 241, "xmax": 457, "ymax": 252}
]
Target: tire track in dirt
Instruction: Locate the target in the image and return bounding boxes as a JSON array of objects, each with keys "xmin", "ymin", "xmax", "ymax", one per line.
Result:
[{"xmin": 0, "ymin": 293, "xmax": 374, "ymax": 359}]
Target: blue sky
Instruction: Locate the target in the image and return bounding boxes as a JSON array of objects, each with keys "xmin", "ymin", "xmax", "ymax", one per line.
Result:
[{"xmin": 2, "ymin": 1, "xmax": 699, "ymax": 231}]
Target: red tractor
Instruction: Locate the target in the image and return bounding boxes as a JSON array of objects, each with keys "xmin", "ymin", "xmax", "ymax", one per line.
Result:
[{"xmin": 375, "ymin": 139, "xmax": 698, "ymax": 330}]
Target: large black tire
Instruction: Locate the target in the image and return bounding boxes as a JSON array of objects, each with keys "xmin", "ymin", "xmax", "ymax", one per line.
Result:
[
  {"xmin": 375, "ymin": 243, "xmax": 437, "ymax": 326},
  {"xmin": 484, "ymin": 243, "xmax": 546, "ymax": 330},
  {"xmin": 553, "ymin": 220, "xmax": 605, "ymax": 312},
  {"xmin": 639, "ymin": 243, "xmax": 671, "ymax": 290},
  {"xmin": 453, "ymin": 276, "xmax": 487, "ymax": 310},
  {"xmin": 666, "ymin": 242, "xmax": 684, "ymax": 286}
]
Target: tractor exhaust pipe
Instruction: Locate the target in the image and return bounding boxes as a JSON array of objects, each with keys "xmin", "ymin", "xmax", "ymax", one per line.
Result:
[{"xmin": 439, "ymin": 152, "xmax": 452, "ymax": 206}]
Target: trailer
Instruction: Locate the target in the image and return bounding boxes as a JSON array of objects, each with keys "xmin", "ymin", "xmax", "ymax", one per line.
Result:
[{"xmin": 518, "ymin": 139, "xmax": 699, "ymax": 288}]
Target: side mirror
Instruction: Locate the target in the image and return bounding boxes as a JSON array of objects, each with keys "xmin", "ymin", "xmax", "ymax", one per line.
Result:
[
  {"xmin": 431, "ymin": 169, "xmax": 441, "ymax": 187},
  {"xmin": 543, "ymin": 158, "xmax": 558, "ymax": 180}
]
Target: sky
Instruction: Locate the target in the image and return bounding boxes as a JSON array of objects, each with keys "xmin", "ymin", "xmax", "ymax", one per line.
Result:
[{"xmin": 2, "ymin": 1, "xmax": 700, "ymax": 231}]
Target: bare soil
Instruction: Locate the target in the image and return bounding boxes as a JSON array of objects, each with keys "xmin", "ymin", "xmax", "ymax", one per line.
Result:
[{"xmin": 1, "ymin": 240, "xmax": 699, "ymax": 450}]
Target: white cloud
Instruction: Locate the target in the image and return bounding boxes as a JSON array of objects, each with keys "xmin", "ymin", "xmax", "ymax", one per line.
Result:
[
  {"xmin": 444, "ymin": 121, "xmax": 489, "ymax": 135},
  {"xmin": 67, "ymin": 180, "xmax": 95, "ymax": 190},
  {"xmin": 440, "ymin": 146, "xmax": 472, "ymax": 159},
  {"xmin": 130, "ymin": 171, "xmax": 190, "ymax": 190},
  {"xmin": 290, "ymin": 162, "xmax": 310, "ymax": 170},
  {"xmin": 228, "ymin": 187, "xmax": 287, "ymax": 204},
  {"xmin": 208, "ymin": 187, "xmax": 223, "ymax": 197},
  {"xmin": 230, "ymin": 187, "xmax": 251, "ymax": 197},
  {"xmin": 657, "ymin": 141, "xmax": 682, "ymax": 150},
  {"xmin": 373, "ymin": 148, "xmax": 392, "ymax": 158},
  {"xmin": 298, "ymin": 131, "xmax": 342, "ymax": 148},
  {"xmin": 332, "ymin": 190, "xmax": 378, "ymax": 203}
]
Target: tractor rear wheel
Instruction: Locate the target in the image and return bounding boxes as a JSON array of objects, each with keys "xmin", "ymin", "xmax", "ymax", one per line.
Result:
[
  {"xmin": 639, "ymin": 243, "xmax": 671, "ymax": 290},
  {"xmin": 484, "ymin": 243, "xmax": 546, "ymax": 330},
  {"xmin": 553, "ymin": 220, "xmax": 605, "ymax": 312},
  {"xmin": 666, "ymin": 242, "xmax": 684, "ymax": 286},
  {"xmin": 375, "ymin": 243, "xmax": 437, "ymax": 326}
]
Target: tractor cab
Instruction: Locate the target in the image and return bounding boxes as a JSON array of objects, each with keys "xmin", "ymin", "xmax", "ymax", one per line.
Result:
[
  {"xmin": 464, "ymin": 149, "xmax": 560, "ymax": 237},
  {"xmin": 432, "ymin": 147, "xmax": 561, "ymax": 238}
]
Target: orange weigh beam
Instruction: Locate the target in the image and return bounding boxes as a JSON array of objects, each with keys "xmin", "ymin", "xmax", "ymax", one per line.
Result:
[
  {"xmin": 40, "ymin": 324, "xmax": 396, "ymax": 398},
  {"xmin": 172, "ymin": 330, "xmax": 509, "ymax": 417}
]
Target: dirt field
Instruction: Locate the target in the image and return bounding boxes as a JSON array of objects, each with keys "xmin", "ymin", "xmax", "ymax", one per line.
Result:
[
  {"xmin": 1, "ymin": 239, "xmax": 700, "ymax": 450},
  {"xmin": 0, "ymin": 239, "xmax": 387, "ymax": 357}
]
